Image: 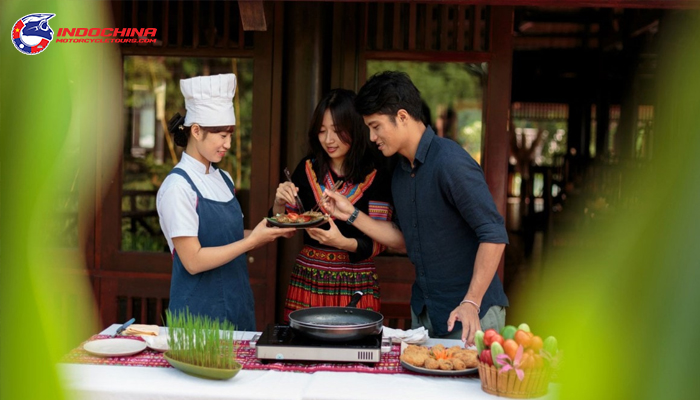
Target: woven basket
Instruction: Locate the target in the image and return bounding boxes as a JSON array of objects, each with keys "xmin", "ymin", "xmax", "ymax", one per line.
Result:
[{"xmin": 477, "ymin": 361, "xmax": 551, "ymax": 398}]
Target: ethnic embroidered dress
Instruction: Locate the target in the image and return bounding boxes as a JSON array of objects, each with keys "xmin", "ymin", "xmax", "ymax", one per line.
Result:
[{"xmin": 282, "ymin": 158, "xmax": 393, "ymax": 321}]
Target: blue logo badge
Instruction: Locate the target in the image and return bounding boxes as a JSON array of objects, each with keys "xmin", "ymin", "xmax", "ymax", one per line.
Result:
[{"xmin": 12, "ymin": 13, "xmax": 56, "ymax": 55}]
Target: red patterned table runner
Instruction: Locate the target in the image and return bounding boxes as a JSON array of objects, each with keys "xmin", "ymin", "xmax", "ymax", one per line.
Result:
[
  {"xmin": 62, "ymin": 335, "xmax": 476, "ymax": 379},
  {"xmin": 62, "ymin": 335, "xmax": 169, "ymax": 368}
]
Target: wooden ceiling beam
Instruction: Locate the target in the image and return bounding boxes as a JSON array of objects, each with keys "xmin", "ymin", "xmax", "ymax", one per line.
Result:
[
  {"xmin": 516, "ymin": 32, "xmax": 589, "ymax": 38},
  {"xmin": 518, "ymin": 10, "xmax": 599, "ymax": 24},
  {"xmin": 238, "ymin": 0, "xmax": 267, "ymax": 31},
  {"xmin": 359, "ymin": 1, "xmax": 698, "ymax": 10}
]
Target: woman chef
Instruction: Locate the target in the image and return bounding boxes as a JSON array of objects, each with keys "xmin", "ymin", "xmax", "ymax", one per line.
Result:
[{"xmin": 157, "ymin": 74, "xmax": 294, "ymax": 330}]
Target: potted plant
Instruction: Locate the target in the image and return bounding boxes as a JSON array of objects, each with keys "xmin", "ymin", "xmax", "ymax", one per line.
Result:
[{"xmin": 163, "ymin": 309, "xmax": 241, "ymax": 380}]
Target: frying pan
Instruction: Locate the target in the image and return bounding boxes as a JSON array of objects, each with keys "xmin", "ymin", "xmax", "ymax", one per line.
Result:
[{"xmin": 288, "ymin": 291, "xmax": 384, "ymax": 342}]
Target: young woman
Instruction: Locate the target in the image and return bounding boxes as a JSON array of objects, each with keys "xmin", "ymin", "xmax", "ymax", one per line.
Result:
[
  {"xmin": 157, "ymin": 74, "xmax": 294, "ymax": 330},
  {"xmin": 272, "ymin": 89, "xmax": 394, "ymax": 320}
]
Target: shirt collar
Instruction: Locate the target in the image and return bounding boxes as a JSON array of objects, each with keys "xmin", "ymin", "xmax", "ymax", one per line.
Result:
[
  {"xmin": 181, "ymin": 151, "xmax": 215, "ymax": 175},
  {"xmin": 415, "ymin": 126, "xmax": 436, "ymax": 164},
  {"xmin": 400, "ymin": 126, "xmax": 436, "ymax": 171}
]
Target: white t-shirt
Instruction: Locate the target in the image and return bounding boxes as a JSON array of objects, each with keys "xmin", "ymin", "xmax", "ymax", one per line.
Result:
[{"xmin": 156, "ymin": 152, "xmax": 238, "ymax": 254}]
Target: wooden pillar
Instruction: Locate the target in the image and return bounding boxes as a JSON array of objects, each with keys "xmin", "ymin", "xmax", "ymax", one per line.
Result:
[
  {"xmin": 616, "ymin": 12, "xmax": 641, "ymax": 160},
  {"xmin": 617, "ymin": 76, "xmax": 639, "ymax": 159},
  {"xmin": 595, "ymin": 12, "xmax": 612, "ymax": 161},
  {"xmin": 331, "ymin": 2, "xmax": 360, "ymax": 90},
  {"xmin": 483, "ymin": 6, "xmax": 514, "ymax": 283},
  {"xmin": 248, "ymin": 1, "xmax": 285, "ymax": 330},
  {"xmin": 275, "ymin": 2, "xmax": 331, "ymax": 322},
  {"xmin": 567, "ymin": 98, "xmax": 585, "ymax": 159},
  {"xmin": 595, "ymin": 75, "xmax": 611, "ymax": 160},
  {"xmin": 654, "ymin": 10, "xmax": 693, "ymax": 157},
  {"xmin": 582, "ymin": 101, "xmax": 592, "ymax": 160}
]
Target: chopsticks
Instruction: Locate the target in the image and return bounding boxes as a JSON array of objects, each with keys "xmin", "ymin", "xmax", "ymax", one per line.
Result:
[
  {"xmin": 284, "ymin": 167, "xmax": 306, "ymax": 213},
  {"xmin": 311, "ymin": 180, "xmax": 344, "ymax": 213}
]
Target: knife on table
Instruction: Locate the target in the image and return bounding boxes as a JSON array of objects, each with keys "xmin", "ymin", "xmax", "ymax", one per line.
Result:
[{"xmin": 113, "ymin": 318, "xmax": 136, "ymax": 337}]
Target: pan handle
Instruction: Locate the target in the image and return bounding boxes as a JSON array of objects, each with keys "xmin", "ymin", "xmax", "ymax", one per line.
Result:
[{"xmin": 346, "ymin": 291, "xmax": 364, "ymax": 308}]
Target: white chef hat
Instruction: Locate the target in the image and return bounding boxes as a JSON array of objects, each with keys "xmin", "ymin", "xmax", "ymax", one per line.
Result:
[{"xmin": 180, "ymin": 74, "xmax": 237, "ymax": 127}]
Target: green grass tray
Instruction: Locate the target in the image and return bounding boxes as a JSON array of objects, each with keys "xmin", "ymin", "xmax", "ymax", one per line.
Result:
[{"xmin": 163, "ymin": 351, "xmax": 242, "ymax": 380}]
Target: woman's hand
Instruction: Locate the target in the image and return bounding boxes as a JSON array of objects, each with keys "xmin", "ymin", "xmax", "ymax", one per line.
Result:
[
  {"xmin": 275, "ymin": 182, "xmax": 299, "ymax": 206},
  {"xmin": 273, "ymin": 182, "xmax": 299, "ymax": 215},
  {"xmin": 247, "ymin": 218, "xmax": 296, "ymax": 248},
  {"xmin": 322, "ymin": 190, "xmax": 354, "ymax": 221},
  {"xmin": 307, "ymin": 218, "xmax": 354, "ymax": 251}
]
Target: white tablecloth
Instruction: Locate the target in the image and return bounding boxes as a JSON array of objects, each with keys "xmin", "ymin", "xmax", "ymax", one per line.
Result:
[{"xmin": 59, "ymin": 325, "xmax": 558, "ymax": 400}]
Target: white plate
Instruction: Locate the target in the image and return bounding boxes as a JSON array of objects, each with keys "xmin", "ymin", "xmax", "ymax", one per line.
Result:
[
  {"xmin": 83, "ymin": 338, "xmax": 147, "ymax": 357},
  {"xmin": 266, "ymin": 216, "xmax": 328, "ymax": 229},
  {"xmin": 400, "ymin": 342, "xmax": 479, "ymax": 376},
  {"xmin": 400, "ymin": 359, "xmax": 478, "ymax": 376}
]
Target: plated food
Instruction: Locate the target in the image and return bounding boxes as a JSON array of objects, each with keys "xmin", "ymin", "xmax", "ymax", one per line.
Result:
[
  {"xmin": 400, "ymin": 343, "xmax": 479, "ymax": 376},
  {"xmin": 123, "ymin": 324, "xmax": 160, "ymax": 336},
  {"xmin": 267, "ymin": 211, "xmax": 328, "ymax": 228}
]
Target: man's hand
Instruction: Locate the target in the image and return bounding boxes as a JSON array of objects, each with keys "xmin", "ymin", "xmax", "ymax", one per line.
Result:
[
  {"xmin": 323, "ymin": 190, "xmax": 354, "ymax": 221},
  {"xmin": 447, "ymin": 302, "xmax": 481, "ymax": 345}
]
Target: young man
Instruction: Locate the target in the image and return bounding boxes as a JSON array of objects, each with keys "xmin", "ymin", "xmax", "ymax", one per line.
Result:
[{"xmin": 324, "ymin": 71, "xmax": 508, "ymax": 345}]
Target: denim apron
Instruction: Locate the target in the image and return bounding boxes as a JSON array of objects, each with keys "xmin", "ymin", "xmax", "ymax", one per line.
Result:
[{"xmin": 167, "ymin": 168, "xmax": 256, "ymax": 331}]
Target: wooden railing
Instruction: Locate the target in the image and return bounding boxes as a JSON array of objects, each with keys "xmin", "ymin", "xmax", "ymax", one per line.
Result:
[
  {"xmin": 122, "ymin": 190, "xmax": 159, "ymax": 235},
  {"xmin": 101, "ymin": 275, "xmax": 171, "ymax": 326}
]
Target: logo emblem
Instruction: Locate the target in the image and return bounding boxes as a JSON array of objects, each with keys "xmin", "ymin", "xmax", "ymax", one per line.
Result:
[{"xmin": 11, "ymin": 13, "xmax": 56, "ymax": 55}]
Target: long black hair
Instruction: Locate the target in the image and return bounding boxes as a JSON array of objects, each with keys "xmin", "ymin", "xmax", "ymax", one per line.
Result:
[{"xmin": 307, "ymin": 89, "xmax": 377, "ymax": 184}]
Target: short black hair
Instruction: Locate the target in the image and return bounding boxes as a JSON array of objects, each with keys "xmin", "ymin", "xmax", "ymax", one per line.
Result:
[
  {"xmin": 354, "ymin": 71, "xmax": 424, "ymax": 123},
  {"xmin": 307, "ymin": 89, "xmax": 376, "ymax": 184}
]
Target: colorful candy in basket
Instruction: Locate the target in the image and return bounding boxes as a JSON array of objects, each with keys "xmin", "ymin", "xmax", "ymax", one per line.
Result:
[{"xmin": 476, "ymin": 323, "xmax": 561, "ymax": 398}]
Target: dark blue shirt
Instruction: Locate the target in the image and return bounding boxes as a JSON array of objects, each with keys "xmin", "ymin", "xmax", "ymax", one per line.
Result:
[{"xmin": 392, "ymin": 127, "xmax": 509, "ymax": 336}]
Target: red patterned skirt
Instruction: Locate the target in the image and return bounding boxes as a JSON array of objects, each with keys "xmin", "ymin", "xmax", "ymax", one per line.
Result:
[{"xmin": 283, "ymin": 245, "xmax": 381, "ymax": 322}]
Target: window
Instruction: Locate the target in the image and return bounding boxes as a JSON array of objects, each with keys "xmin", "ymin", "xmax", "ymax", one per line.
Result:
[{"xmin": 511, "ymin": 102, "xmax": 568, "ymax": 167}]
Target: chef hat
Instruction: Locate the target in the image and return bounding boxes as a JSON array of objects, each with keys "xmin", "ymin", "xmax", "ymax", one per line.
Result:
[{"xmin": 180, "ymin": 74, "xmax": 237, "ymax": 127}]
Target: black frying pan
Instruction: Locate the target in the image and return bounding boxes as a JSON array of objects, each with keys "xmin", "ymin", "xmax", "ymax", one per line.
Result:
[{"xmin": 288, "ymin": 291, "xmax": 384, "ymax": 342}]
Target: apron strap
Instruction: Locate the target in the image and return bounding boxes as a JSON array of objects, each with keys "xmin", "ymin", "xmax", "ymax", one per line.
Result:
[
  {"xmin": 218, "ymin": 169, "xmax": 236, "ymax": 195},
  {"xmin": 168, "ymin": 168, "xmax": 203, "ymax": 198}
]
